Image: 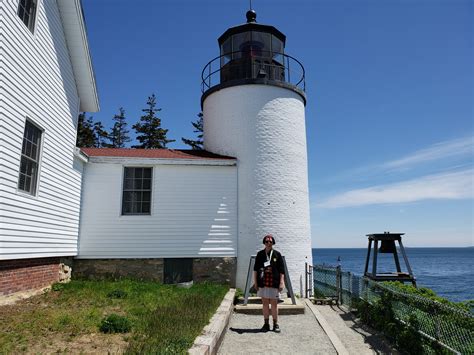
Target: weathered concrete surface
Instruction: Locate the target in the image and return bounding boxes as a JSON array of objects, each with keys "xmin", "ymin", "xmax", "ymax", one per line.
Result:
[
  {"xmin": 218, "ymin": 304, "xmax": 337, "ymax": 355},
  {"xmin": 313, "ymin": 303, "xmax": 396, "ymax": 354}
]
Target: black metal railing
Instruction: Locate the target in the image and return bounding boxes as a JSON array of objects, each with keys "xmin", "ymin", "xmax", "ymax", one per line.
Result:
[{"xmin": 201, "ymin": 51, "xmax": 305, "ymax": 93}]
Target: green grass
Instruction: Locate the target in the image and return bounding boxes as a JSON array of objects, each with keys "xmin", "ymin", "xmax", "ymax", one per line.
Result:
[{"xmin": 0, "ymin": 280, "xmax": 228, "ymax": 354}]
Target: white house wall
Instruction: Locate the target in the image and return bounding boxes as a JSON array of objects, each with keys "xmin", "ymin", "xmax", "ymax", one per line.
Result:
[
  {"xmin": 78, "ymin": 163, "xmax": 237, "ymax": 258},
  {"xmin": 0, "ymin": 0, "xmax": 82, "ymax": 259}
]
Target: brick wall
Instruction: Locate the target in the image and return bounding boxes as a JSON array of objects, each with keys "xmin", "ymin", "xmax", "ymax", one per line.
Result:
[{"xmin": 0, "ymin": 258, "xmax": 61, "ymax": 296}]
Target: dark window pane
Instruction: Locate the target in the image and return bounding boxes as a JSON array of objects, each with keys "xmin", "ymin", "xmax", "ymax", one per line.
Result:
[
  {"xmin": 135, "ymin": 168, "xmax": 143, "ymax": 179},
  {"xmin": 143, "ymin": 168, "xmax": 152, "ymax": 178},
  {"xmin": 25, "ymin": 159, "xmax": 33, "ymax": 176},
  {"xmin": 131, "ymin": 201, "xmax": 140, "ymax": 213},
  {"xmin": 143, "ymin": 179, "xmax": 151, "ymax": 190},
  {"xmin": 133, "ymin": 179, "xmax": 143, "ymax": 190},
  {"xmin": 141, "ymin": 202, "xmax": 151, "ymax": 213},
  {"xmin": 142, "ymin": 191, "xmax": 151, "ymax": 202},
  {"xmin": 124, "ymin": 168, "xmax": 134, "ymax": 178},
  {"xmin": 31, "ymin": 143, "xmax": 38, "ymax": 159},
  {"xmin": 18, "ymin": 174, "xmax": 26, "ymax": 191},
  {"xmin": 25, "ymin": 176, "xmax": 31, "ymax": 192},
  {"xmin": 122, "ymin": 202, "xmax": 131, "ymax": 214},
  {"xmin": 20, "ymin": 158, "xmax": 27, "ymax": 174},
  {"xmin": 124, "ymin": 178, "xmax": 134, "ymax": 190}
]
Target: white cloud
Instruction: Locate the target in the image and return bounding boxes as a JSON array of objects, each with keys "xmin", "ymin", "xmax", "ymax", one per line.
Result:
[
  {"xmin": 316, "ymin": 168, "xmax": 474, "ymax": 208},
  {"xmin": 323, "ymin": 136, "xmax": 474, "ymax": 184},
  {"xmin": 381, "ymin": 136, "xmax": 473, "ymax": 171}
]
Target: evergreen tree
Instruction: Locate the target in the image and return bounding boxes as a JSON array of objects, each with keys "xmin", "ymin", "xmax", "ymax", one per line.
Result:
[
  {"xmin": 132, "ymin": 94, "xmax": 175, "ymax": 149},
  {"xmin": 108, "ymin": 107, "xmax": 131, "ymax": 148},
  {"xmin": 76, "ymin": 112, "xmax": 95, "ymax": 147},
  {"xmin": 181, "ymin": 112, "xmax": 203, "ymax": 150},
  {"xmin": 93, "ymin": 121, "xmax": 109, "ymax": 148}
]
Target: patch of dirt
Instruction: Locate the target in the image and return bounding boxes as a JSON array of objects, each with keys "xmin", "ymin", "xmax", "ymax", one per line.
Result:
[{"xmin": 26, "ymin": 333, "xmax": 128, "ymax": 354}]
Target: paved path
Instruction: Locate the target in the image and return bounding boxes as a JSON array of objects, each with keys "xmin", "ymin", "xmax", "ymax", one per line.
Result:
[
  {"xmin": 218, "ymin": 304, "xmax": 337, "ymax": 355},
  {"xmin": 313, "ymin": 304, "xmax": 395, "ymax": 354},
  {"xmin": 218, "ymin": 302, "xmax": 395, "ymax": 354}
]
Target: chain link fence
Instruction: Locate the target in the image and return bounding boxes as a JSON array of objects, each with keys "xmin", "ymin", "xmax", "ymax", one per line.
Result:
[{"xmin": 312, "ymin": 265, "xmax": 474, "ymax": 354}]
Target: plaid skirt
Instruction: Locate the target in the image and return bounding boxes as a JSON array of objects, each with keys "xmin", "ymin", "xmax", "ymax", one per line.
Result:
[{"xmin": 257, "ymin": 287, "xmax": 280, "ymax": 300}]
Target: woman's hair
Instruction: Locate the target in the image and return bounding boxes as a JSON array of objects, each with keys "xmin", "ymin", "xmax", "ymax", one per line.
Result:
[{"xmin": 262, "ymin": 234, "xmax": 276, "ymax": 245}]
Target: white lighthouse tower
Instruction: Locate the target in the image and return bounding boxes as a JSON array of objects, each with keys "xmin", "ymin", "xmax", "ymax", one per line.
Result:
[{"xmin": 202, "ymin": 10, "xmax": 312, "ymax": 293}]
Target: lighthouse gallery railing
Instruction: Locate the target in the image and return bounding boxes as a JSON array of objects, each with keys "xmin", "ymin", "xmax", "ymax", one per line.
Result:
[{"xmin": 201, "ymin": 51, "xmax": 305, "ymax": 93}]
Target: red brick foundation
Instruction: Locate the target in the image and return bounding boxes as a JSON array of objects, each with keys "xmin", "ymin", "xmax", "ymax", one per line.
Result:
[{"xmin": 0, "ymin": 258, "xmax": 61, "ymax": 296}]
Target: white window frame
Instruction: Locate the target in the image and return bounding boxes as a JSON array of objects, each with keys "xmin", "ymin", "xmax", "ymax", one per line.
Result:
[{"xmin": 121, "ymin": 167, "xmax": 153, "ymax": 216}]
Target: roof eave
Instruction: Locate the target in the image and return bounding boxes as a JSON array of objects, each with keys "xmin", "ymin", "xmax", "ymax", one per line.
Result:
[
  {"xmin": 86, "ymin": 156, "xmax": 237, "ymax": 166},
  {"xmin": 57, "ymin": 0, "xmax": 99, "ymax": 112}
]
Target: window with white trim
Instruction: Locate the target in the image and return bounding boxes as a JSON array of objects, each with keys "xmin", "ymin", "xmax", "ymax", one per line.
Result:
[
  {"xmin": 18, "ymin": 120, "xmax": 42, "ymax": 195},
  {"xmin": 122, "ymin": 167, "xmax": 152, "ymax": 215},
  {"xmin": 17, "ymin": 0, "xmax": 38, "ymax": 32}
]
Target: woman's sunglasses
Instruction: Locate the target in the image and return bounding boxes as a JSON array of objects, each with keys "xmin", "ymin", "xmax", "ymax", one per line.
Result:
[{"xmin": 264, "ymin": 240, "xmax": 273, "ymax": 244}]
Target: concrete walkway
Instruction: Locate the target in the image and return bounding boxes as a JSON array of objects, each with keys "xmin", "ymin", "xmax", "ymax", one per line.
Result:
[
  {"xmin": 312, "ymin": 303, "xmax": 395, "ymax": 354},
  {"xmin": 218, "ymin": 304, "xmax": 336, "ymax": 355},
  {"xmin": 218, "ymin": 302, "xmax": 394, "ymax": 355}
]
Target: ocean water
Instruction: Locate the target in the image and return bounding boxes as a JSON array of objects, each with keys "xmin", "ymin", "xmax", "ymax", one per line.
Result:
[{"xmin": 312, "ymin": 247, "xmax": 474, "ymax": 302}]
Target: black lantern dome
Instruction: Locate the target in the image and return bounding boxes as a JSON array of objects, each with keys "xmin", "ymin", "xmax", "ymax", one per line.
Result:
[{"xmin": 201, "ymin": 10, "xmax": 305, "ymax": 106}]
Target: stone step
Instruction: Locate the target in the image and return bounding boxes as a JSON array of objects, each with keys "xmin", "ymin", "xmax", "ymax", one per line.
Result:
[{"xmin": 234, "ymin": 297, "xmax": 305, "ymax": 314}]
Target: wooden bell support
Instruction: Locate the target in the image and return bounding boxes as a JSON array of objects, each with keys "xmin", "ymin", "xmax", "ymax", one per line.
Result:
[{"xmin": 364, "ymin": 232, "xmax": 416, "ymax": 286}]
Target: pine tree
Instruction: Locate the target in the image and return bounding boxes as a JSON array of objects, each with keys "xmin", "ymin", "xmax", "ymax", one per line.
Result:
[
  {"xmin": 132, "ymin": 94, "xmax": 175, "ymax": 149},
  {"xmin": 108, "ymin": 107, "xmax": 131, "ymax": 148},
  {"xmin": 93, "ymin": 121, "xmax": 109, "ymax": 148},
  {"xmin": 76, "ymin": 112, "xmax": 95, "ymax": 147},
  {"xmin": 181, "ymin": 112, "xmax": 203, "ymax": 150}
]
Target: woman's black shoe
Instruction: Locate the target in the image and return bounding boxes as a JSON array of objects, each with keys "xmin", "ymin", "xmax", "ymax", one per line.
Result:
[
  {"xmin": 273, "ymin": 323, "xmax": 281, "ymax": 333},
  {"xmin": 261, "ymin": 323, "xmax": 270, "ymax": 332}
]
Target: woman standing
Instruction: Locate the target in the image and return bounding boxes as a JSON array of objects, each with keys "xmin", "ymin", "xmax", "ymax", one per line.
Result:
[{"xmin": 253, "ymin": 234, "xmax": 285, "ymax": 332}]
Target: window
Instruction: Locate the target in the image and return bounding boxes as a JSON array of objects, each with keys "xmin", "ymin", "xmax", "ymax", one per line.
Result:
[
  {"xmin": 122, "ymin": 167, "xmax": 152, "ymax": 215},
  {"xmin": 17, "ymin": 0, "xmax": 37, "ymax": 32},
  {"xmin": 18, "ymin": 120, "xmax": 42, "ymax": 195}
]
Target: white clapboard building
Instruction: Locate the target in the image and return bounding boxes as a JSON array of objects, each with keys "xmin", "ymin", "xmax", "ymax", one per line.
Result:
[
  {"xmin": 0, "ymin": 0, "xmax": 98, "ymax": 297},
  {"xmin": 1, "ymin": 3, "xmax": 312, "ymax": 297}
]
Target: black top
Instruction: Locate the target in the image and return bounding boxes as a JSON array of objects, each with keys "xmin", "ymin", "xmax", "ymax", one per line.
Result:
[{"xmin": 254, "ymin": 248, "xmax": 285, "ymax": 288}]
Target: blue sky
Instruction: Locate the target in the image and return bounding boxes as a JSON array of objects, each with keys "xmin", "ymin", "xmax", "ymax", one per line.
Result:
[{"xmin": 81, "ymin": 0, "xmax": 473, "ymax": 248}]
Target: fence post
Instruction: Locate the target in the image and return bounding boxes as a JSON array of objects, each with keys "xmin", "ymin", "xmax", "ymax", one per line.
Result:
[
  {"xmin": 305, "ymin": 262, "xmax": 308, "ymax": 298},
  {"xmin": 336, "ymin": 265, "xmax": 342, "ymax": 305}
]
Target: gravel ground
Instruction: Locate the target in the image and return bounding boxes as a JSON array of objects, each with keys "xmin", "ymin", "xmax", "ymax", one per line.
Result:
[{"xmin": 218, "ymin": 304, "xmax": 337, "ymax": 355}]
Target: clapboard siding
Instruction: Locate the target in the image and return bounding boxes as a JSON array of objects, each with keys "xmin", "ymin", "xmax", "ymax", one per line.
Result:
[
  {"xmin": 0, "ymin": 0, "xmax": 83, "ymax": 260},
  {"xmin": 78, "ymin": 163, "xmax": 238, "ymax": 258}
]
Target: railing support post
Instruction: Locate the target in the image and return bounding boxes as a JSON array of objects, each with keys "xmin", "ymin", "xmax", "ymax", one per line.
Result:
[{"xmin": 305, "ymin": 262, "xmax": 308, "ymax": 298}]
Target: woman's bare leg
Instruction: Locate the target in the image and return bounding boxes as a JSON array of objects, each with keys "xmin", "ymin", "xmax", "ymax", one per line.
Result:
[
  {"xmin": 262, "ymin": 297, "xmax": 270, "ymax": 320},
  {"xmin": 270, "ymin": 298, "xmax": 278, "ymax": 323}
]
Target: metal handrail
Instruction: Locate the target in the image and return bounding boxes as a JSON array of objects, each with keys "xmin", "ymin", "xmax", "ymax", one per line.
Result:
[{"xmin": 201, "ymin": 51, "xmax": 305, "ymax": 93}]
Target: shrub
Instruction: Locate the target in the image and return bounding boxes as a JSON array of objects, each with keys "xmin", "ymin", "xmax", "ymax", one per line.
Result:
[
  {"xmin": 51, "ymin": 283, "xmax": 65, "ymax": 291},
  {"xmin": 107, "ymin": 289, "xmax": 128, "ymax": 299},
  {"xmin": 99, "ymin": 314, "xmax": 131, "ymax": 333}
]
